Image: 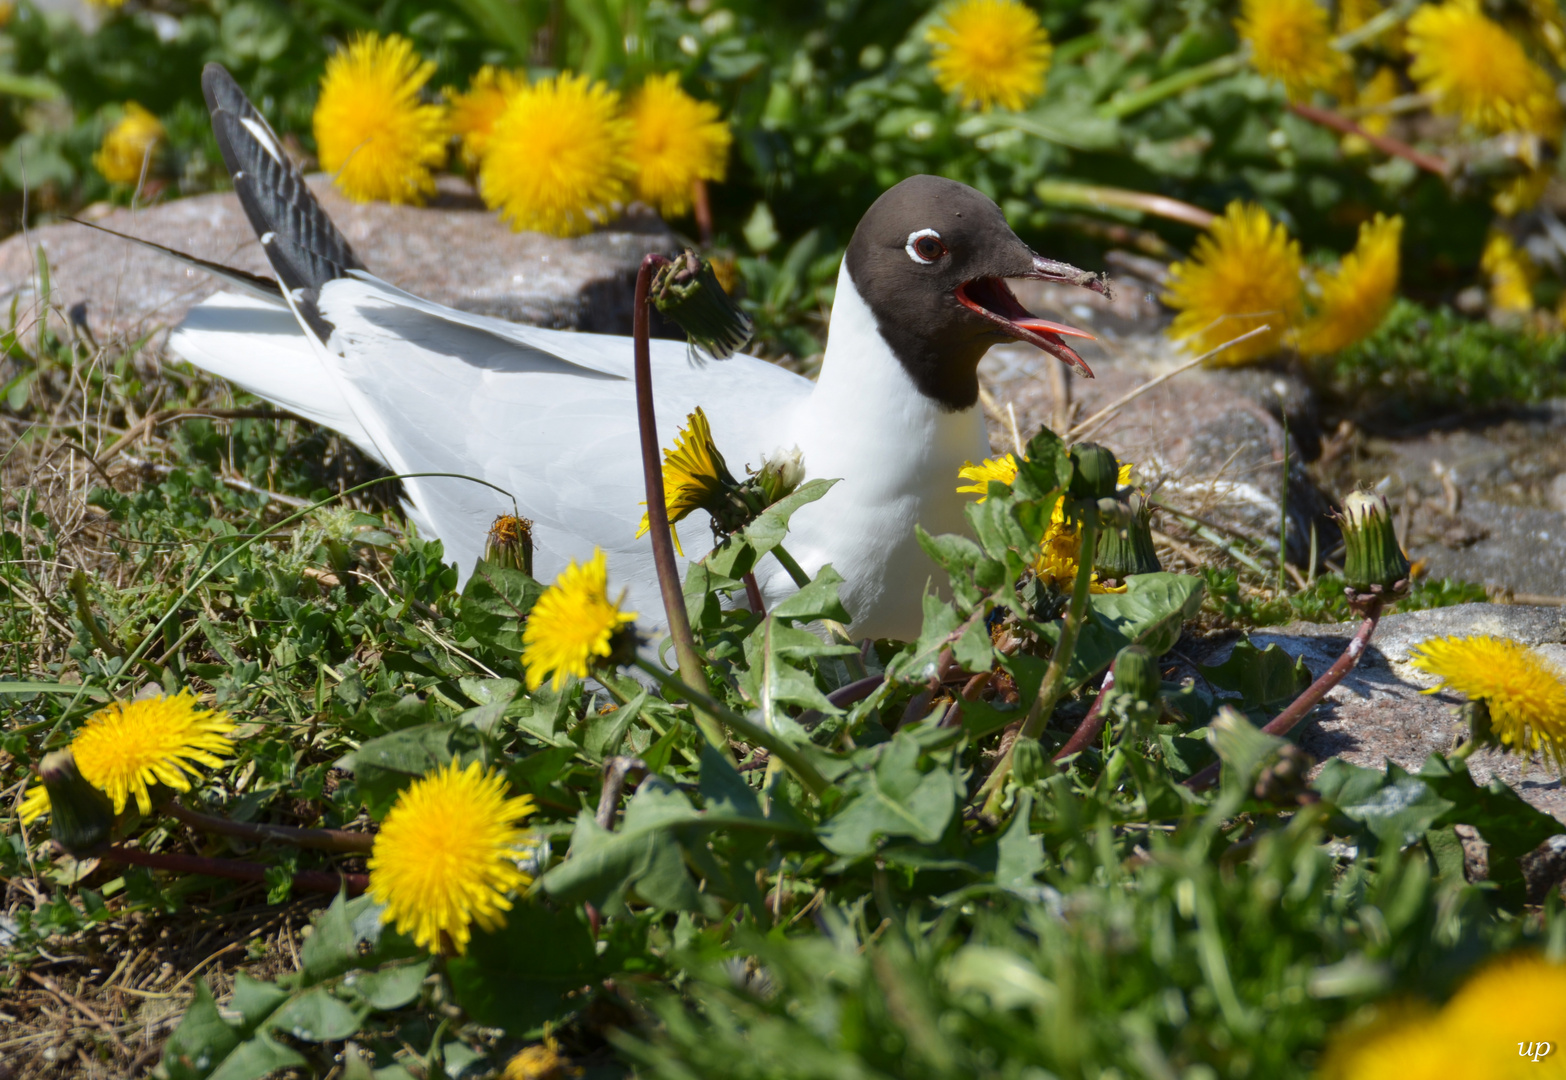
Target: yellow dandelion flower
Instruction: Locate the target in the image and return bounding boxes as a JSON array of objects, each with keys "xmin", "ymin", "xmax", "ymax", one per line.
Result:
[
  {"xmin": 1342, "ymin": 66, "xmax": 1400, "ymax": 155},
  {"xmin": 0, "ymin": 2, "xmax": 16, "ymax": 29},
  {"xmin": 94, "ymin": 102, "xmax": 164, "ymax": 186},
  {"xmin": 1316, "ymin": 1004, "xmax": 1458, "ymax": 1080},
  {"xmin": 1236, "ymin": 0, "xmax": 1346, "ymax": 102},
  {"xmin": 636, "ymin": 408, "xmax": 740, "ymax": 556},
  {"xmin": 1299, "ymin": 214, "xmax": 1402, "ymax": 356},
  {"xmin": 1481, "ymin": 231, "xmax": 1537, "ymax": 314},
  {"xmin": 447, "ymin": 66, "xmax": 526, "ymax": 169},
  {"xmin": 18, "ymin": 783, "xmax": 51, "ymax": 825},
  {"xmin": 1407, "ymin": 1, "xmax": 1563, "ymax": 140},
  {"xmin": 47, "ymin": 692, "xmax": 235, "ymax": 816},
  {"xmin": 480, "ymin": 72, "xmax": 632, "ymax": 238},
  {"xmin": 1494, "ymin": 166, "xmax": 1554, "ymax": 217},
  {"xmin": 522, "ymin": 549, "xmax": 637, "ymax": 692},
  {"xmin": 1163, "ymin": 201, "xmax": 1305, "ymax": 365},
  {"xmin": 626, "ymin": 73, "xmax": 731, "ymax": 219},
  {"xmin": 367, "ymin": 760, "xmax": 535, "ymax": 954},
  {"xmin": 314, "ymin": 33, "xmax": 448, "ymax": 205},
  {"xmin": 956, "ymin": 453, "xmax": 1020, "ymax": 500},
  {"xmin": 927, "ymin": 0, "xmax": 1052, "ymax": 112},
  {"xmin": 1441, "ymin": 952, "xmax": 1566, "ymax": 1055},
  {"xmin": 504, "ymin": 1035, "xmax": 583, "ymax": 1080},
  {"xmin": 1410, "ymin": 634, "xmax": 1566, "ymax": 768}
]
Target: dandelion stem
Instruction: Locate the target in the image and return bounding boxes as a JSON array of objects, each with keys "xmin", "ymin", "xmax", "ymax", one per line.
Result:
[
  {"xmin": 1052, "ymin": 666, "xmax": 1116, "ymax": 762},
  {"xmin": 92, "ymin": 844, "xmax": 368, "ymax": 895},
  {"xmin": 770, "ymin": 543, "xmax": 812, "ymax": 588},
  {"xmin": 1185, "ymin": 596, "xmax": 1386, "ymax": 791},
  {"xmin": 633, "ymin": 253, "xmax": 732, "ymax": 758},
  {"xmin": 979, "ymin": 512, "xmax": 1100, "ymax": 815},
  {"xmin": 1286, "ymin": 102, "xmax": 1452, "ymax": 177},
  {"xmin": 633, "ymin": 658, "xmax": 829, "ymax": 797},
  {"xmin": 167, "ymin": 802, "xmax": 375, "ymax": 854},
  {"xmin": 1097, "ymin": 52, "xmax": 1248, "ymax": 120}
]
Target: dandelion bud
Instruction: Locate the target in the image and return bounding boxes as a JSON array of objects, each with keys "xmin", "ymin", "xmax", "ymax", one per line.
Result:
[
  {"xmin": 37, "ymin": 750, "xmax": 114, "ymax": 855},
  {"xmin": 1338, "ymin": 490, "xmax": 1410, "ymax": 593},
  {"xmin": 651, "ymin": 249, "xmax": 754, "ymax": 361},
  {"xmin": 1068, "ymin": 443, "xmax": 1120, "ymax": 500},
  {"xmin": 1011, "ymin": 738, "xmax": 1049, "ymax": 787},
  {"xmin": 486, "ymin": 514, "xmax": 535, "ymax": 577},
  {"xmin": 1094, "ymin": 491, "xmax": 1161, "ymax": 580},
  {"xmin": 752, "ymin": 446, "xmax": 805, "ymax": 506}
]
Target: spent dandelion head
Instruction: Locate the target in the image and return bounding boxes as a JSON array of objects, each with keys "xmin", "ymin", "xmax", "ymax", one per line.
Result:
[
  {"xmin": 448, "ymin": 66, "xmax": 526, "ymax": 169},
  {"xmin": 367, "ymin": 760, "xmax": 535, "ymax": 954},
  {"xmin": 1408, "ymin": 0, "xmax": 1562, "ymax": 140},
  {"xmin": 635, "ymin": 408, "xmax": 744, "ymax": 555},
  {"xmin": 626, "ymin": 73, "xmax": 731, "ymax": 219},
  {"xmin": 504, "ymin": 1034, "xmax": 583, "ymax": 1080},
  {"xmin": 1481, "ymin": 230, "xmax": 1537, "ymax": 313},
  {"xmin": 1299, "ymin": 213, "xmax": 1402, "ymax": 356},
  {"xmin": 1163, "ymin": 201, "xmax": 1304, "ymax": 365},
  {"xmin": 522, "ymin": 549, "xmax": 637, "ymax": 692},
  {"xmin": 1236, "ymin": 0, "xmax": 1347, "ymax": 102},
  {"xmin": 64, "ymin": 691, "xmax": 235, "ymax": 816},
  {"xmin": 94, "ymin": 102, "xmax": 164, "ymax": 186},
  {"xmin": 480, "ymin": 72, "xmax": 631, "ymax": 238},
  {"xmin": 927, "ymin": 0, "xmax": 1052, "ymax": 112},
  {"xmin": 1410, "ymin": 634, "xmax": 1566, "ymax": 768},
  {"xmin": 314, "ymin": 33, "xmax": 447, "ymax": 205}
]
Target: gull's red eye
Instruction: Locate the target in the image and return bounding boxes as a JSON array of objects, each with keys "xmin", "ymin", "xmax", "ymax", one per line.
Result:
[{"xmin": 906, "ymin": 228, "xmax": 947, "ymax": 264}]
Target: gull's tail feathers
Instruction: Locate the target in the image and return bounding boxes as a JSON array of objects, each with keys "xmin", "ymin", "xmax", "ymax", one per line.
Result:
[
  {"xmin": 201, "ymin": 63, "xmax": 364, "ymax": 344},
  {"xmin": 68, "ymin": 218, "xmax": 287, "ymax": 308},
  {"xmin": 170, "ymin": 291, "xmax": 382, "ymax": 462}
]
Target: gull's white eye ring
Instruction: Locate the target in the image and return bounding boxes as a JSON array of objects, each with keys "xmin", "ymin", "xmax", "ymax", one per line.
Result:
[{"xmin": 906, "ymin": 228, "xmax": 947, "ymax": 264}]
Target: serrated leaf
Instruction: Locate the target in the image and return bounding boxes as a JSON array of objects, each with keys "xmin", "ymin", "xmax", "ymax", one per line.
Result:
[
  {"xmin": 542, "ymin": 783, "xmax": 711, "ymax": 915},
  {"xmin": 1035, "ymin": 573, "xmax": 1205, "ymax": 693},
  {"xmin": 995, "ymin": 791, "xmax": 1045, "ymax": 896},
  {"xmin": 458, "ymin": 560, "xmax": 543, "ymax": 652},
  {"xmin": 887, "ymin": 595, "xmax": 963, "ymax": 685},
  {"xmin": 576, "ymin": 691, "xmax": 646, "ymax": 761},
  {"xmin": 770, "ymin": 564, "xmax": 851, "ymax": 624},
  {"xmin": 162, "ymin": 980, "xmax": 241, "ymax": 1080},
  {"xmin": 337, "ymin": 723, "xmax": 484, "ymax": 819},
  {"xmin": 227, "ymin": 974, "xmax": 288, "ymax": 1031},
  {"xmin": 267, "ymin": 987, "xmax": 363, "ymax": 1043},
  {"xmin": 342, "ymin": 959, "xmax": 430, "ymax": 1010},
  {"xmin": 297, "ymin": 893, "xmax": 419, "ymax": 987},
  {"xmin": 204, "ymin": 1034, "xmax": 307, "ymax": 1080},
  {"xmin": 816, "ymin": 730, "xmax": 957, "ymax": 856}
]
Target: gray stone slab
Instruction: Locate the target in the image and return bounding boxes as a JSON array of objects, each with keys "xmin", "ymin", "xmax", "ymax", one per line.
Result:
[{"xmin": 0, "ymin": 176, "xmax": 679, "ymax": 340}]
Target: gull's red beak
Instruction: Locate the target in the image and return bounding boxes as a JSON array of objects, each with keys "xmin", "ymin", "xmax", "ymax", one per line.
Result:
[{"xmin": 954, "ymin": 255, "xmax": 1111, "ymax": 378}]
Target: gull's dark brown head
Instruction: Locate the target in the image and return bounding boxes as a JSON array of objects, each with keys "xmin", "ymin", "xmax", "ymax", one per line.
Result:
[{"xmin": 843, "ymin": 174, "xmax": 1111, "ymax": 411}]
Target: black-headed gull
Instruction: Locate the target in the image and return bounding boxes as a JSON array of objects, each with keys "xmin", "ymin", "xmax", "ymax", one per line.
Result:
[{"xmin": 146, "ymin": 65, "xmax": 1111, "ymax": 641}]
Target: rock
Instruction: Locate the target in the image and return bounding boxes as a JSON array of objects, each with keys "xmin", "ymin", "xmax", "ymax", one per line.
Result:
[
  {"xmin": 0, "ymin": 176, "xmax": 679, "ymax": 340},
  {"xmin": 1179, "ymin": 603, "xmax": 1566, "ymax": 823},
  {"xmin": 1547, "ymin": 473, "xmax": 1566, "ymax": 516},
  {"xmin": 980, "ymin": 289, "xmax": 1339, "ymax": 569}
]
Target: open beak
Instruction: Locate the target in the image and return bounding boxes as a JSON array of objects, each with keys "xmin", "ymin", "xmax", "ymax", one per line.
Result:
[{"xmin": 954, "ymin": 255, "xmax": 1112, "ymax": 378}]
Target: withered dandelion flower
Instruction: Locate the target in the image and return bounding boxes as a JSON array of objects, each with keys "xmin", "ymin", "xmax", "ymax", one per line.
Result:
[
  {"xmin": 314, "ymin": 33, "xmax": 448, "ymax": 205},
  {"xmin": 927, "ymin": 0, "xmax": 1052, "ymax": 112},
  {"xmin": 448, "ymin": 66, "xmax": 526, "ymax": 169},
  {"xmin": 1163, "ymin": 201, "xmax": 1304, "ymax": 365},
  {"xmin": 626, "ymin": 73, "xmax": 731, "ymax": 219},
  {"xmin": 1236, "ymin": 0, "xmax": 1346, "ymax": 102},
  {"xmin": 522, "ymin": 549, "xmax": 637, "ymax": 692},
  {"xmin": 480, "ymin": 73, "xmax": 632, "ymax": 238},
  {"xmin": 94, "ymin": 103, "xmax": 164, "ymax": 186},
  {"xmin": 1299, "ymin": 214, "xmax": 1402, "ymax": 356},
  {"xmin": 1411, "ymin": 634, "xmax": 1566, "ymax": 768},
  {"xmin": 1407, "ymin": 0, "xmax": 1562, "ymax": 139},
  {"xmin": 367, "ymin": 760, "xmax": 535, "ymax": 954}
]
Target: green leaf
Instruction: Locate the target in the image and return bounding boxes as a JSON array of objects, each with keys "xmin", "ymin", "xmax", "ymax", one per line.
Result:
[
  {"xmin": 162, "ymin": 981, "xmax": 241, "ymax": 1080},
  {"xmin": 227, "ymin": 974, "xmax": 289, "ymax": 1031},
  {"xmin": 542, "ymin": 783, "xmax": 712, "ymax": 915},
  {"xmin": 446, "ymin": 905, "xmax": 601, "ymax": 1035},
  {"xmin": 338, "ymin": 724, "xmax": 484, "ymax": 819},
  {"xmin": 342, "ymin": 959, "xmax": 431, "ymax": 1010},
  {"xmin": 0, "ymin": 680, "xmax": 110, "ymax": 700},
  {"xmin": 576, "ymin": 691, "xmax": 646, "ymax": 761},
  {"xmin": 1199, "ymin": 638, "xmax": 1312, "ymax": 714},
  {"xmin": 1035, "ymin": 573, "xmax": 1205, "ymax": 693},
  {"xmin": 297, "ymin": 893, "xmax": 420, "ymax": 987},
  {"xmin": 995, "ymin": 791, "xmax": 1046, "ymax": 896},
  {"xmin": 204, "ymin": 1035, "xmax": 307, "ymax": 1080},
  {"xmin": 699, "ymin": 742, "xmax": 765, "ymax": 820},
  {"xmin": 887, "ymin": 595, "xmax": 963, "ymax": 685},
  {"xmin": 1420, "ymin": 754, "xmax": 1563, "ymax": 901},
  {"xmin": 770, "ymin": 564, "xmax": 852, "ymax": 624},
  {"xmin": 739, "ymin": 478, "xmax": 838, "ymax": 556},
  {"xmin": 459, "ymin": 560, "xmax": 544, "ymax": 653},
  {"xmin": 816, "ymin": 729, "xmax": 957, "ymax": 856},
  {"xmin": 267, "ymin": 988, "xmax": 364, "ymax": 1043}
]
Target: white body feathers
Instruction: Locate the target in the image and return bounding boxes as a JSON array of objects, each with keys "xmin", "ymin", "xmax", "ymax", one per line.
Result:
[{"xmin": 169, "ymin": 261, "xmax": 989, "ymax": 641}]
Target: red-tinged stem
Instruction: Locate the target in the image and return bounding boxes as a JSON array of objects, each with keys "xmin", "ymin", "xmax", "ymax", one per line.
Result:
[
  {"xmin": 94, "ymin": 844, "xmax": 367, "ymax": 895},
  {"xmin": 1053, "ymin": 667, "xmax": 1116, "ymax": 761},
  {"xmin": 168, "ymin": 803, "xmax": 374, "ymax": 854},
  {"xmin": 1287, "ymin": 103, "xmax": 1452, "ymax": 177},
  {"xmin": 743, "ymin": 572, "xmax": 767, "ymax": 617},
  {"xmin": 693, "ymin": 180, "xmax": 713, "ymax": 248},
  {"xmin": 1185, "ymin": 597, "xmax": 1386, "ymax": 792},
  {"xmin": 634, "ymin": 253, "xmax": 731, "ymax": 758}
]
